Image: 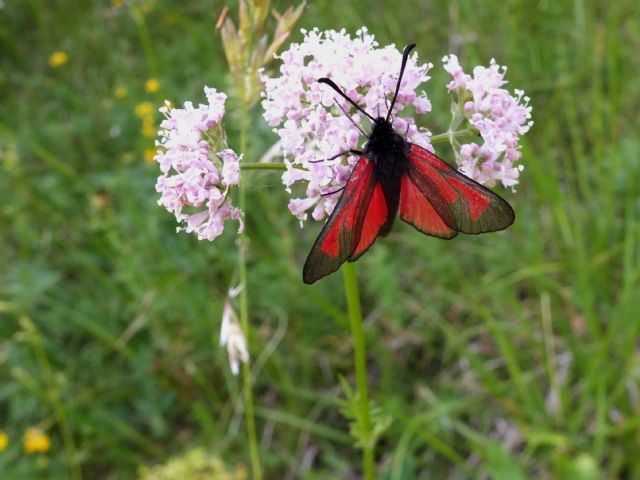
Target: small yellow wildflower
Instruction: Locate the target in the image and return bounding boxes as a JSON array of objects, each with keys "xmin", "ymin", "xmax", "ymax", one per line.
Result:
[
  {"xmin": 49, "ymin": 51, "xmax": 69, "ymax": 68},
  {"xmin": 114, "ymin": 85, "xmax": 128, "ymax": 99},
  {"xmin": 24, "ymin": 428, "xmax": 51, "ymax": 454},
  {"xmin": 134, "ymin": 101, "xmax": 155, "ymax": 118},
  {"xmin": 0, "ymin": 431, "xmax": 8, "ymax": 452},
  {"xmin": 144, "ymin": 147, "xmax": 157, "ymax": 163},
  {"xmin": 145, "ymin": 78, "xmax": 160, "ymax": 93},
  {"xmin": 142, "ymin": 120, "xmax": 156, "ymax": 138},
  {"xmin": 111, "ymin": 0, "xmax": 124, "ymax": 7}
]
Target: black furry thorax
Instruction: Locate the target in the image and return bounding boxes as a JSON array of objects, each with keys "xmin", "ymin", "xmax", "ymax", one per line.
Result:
[{"xmin": 364, "ymin": 117, "xmax": 409, "ymax": 177}]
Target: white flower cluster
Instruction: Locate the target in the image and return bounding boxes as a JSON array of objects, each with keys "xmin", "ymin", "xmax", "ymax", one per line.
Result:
[
  {"xmin": 154, "ymin": 87, "xmax": 244, "ymax": 240},
  {"xmin": 443, "ymin": 55, "xmax": 533, "ymax": 188},
  {"xmin": 262, "ymin": 28, "xmax": 434, "ymax": 224}
]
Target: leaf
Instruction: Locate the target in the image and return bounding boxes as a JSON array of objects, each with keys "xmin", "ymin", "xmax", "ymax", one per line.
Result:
[
  {"xmin": 238, "ymin": 0, "xmax": 250, "ymax": 44},
  {"xmin": 219, "ymin": 18, "xmax": 242, "ymax": 78}
]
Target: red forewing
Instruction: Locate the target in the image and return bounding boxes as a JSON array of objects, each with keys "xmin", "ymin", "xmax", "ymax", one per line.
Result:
[
  {"xmin": 303, "ymin": 156, "xmax": 389, "ymax": 284},
  {"xmin": 400, "ymin": 144, "xmax": 515, "ymax": 235}
]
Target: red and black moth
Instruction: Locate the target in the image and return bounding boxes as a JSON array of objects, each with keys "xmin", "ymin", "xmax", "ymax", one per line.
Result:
[{"xmin": 303, "ymin": 43, "xmax": 515, "ymax": 284}]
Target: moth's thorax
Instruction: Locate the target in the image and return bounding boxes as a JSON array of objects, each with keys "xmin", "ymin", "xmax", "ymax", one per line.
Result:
[{"xmin": 364, "ymin": 117, "xmax": 409, "ymax": 176}]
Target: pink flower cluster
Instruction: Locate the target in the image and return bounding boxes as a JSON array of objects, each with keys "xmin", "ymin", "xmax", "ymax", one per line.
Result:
[
  {"xmin": 262, "ymin": 28, "xmax": 434, "ymax": 224},
  {"xmin": 154, "ymin": 87, "xmax": 244, "ymax": 241},
  {"xmin": 442, "ymin": 55, "xmax": 533, "ymax": 188}
]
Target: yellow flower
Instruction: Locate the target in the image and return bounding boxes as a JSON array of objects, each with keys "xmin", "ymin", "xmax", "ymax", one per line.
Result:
[
  {"xmin": 142, "ymin": 120, "xmax": 156, "ymax": 138},
  {"xmin": 49, "ymin": 51, "xmax": 69, "ymax": 68},
  {"xmin": 24, "ymin": 428, "xmax": 51, "ymax": 454},
  {"xmin": 0, "ymin": 431, "xmax": 8, "ymax": 451},
  {"xmin": 111, "ymin": 0, "xmax": 124, "ymax": 7},
  {"xmin": 144, "ymin": 147, "xmax": 157, "ymax": 163},
  {"xmin": 145, "ymin": 78, "xmax": 160, "ymax": 93},
  {"xmin": 114, "ymin": 85, "xmax": 128, "ymax": 99},
  {"xmin": 135, "ymin": 101, "xmax": 155, "ymax": 118}
]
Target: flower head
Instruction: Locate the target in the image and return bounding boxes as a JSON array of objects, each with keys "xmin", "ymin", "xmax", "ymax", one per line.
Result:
[
  {"xmin": 442, "ymin": 54, "xmax": 532, "ymax": 188},
  {"xmin": 0, "ymin": 431, "xmax": 8, "ymax": 452},
  {"xmin": 49, "ymin": 51, "xmax": 69, "ymax": 68},
  {"xmin": 262, "ymin": 28, "xmax": 434, "ymax": 224},
  {"xmin": 154, "ymin": 87, "xmax": 244, "ymax": 241},
  {"xmin": 220, "ymin": 297, "xmax": 249, "ymax": 375},
  {"xmin": 145, "ymin": 78, "xmax": 160, "ymax": 93},
  {"xmin": 23, "ymin": 427, "xmax": 50, "ymax": 455},
  {"xmin": 135, "ymin": 101, "xmax": 157, "ymax": 138}
]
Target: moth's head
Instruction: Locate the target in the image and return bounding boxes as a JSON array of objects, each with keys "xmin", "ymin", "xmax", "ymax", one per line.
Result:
[{"xmin": 371, "ymin": 116, "xmax": 394, "ymax": 134}]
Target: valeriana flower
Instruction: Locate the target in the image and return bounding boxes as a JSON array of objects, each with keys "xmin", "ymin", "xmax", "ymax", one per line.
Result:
[
  {"xmin": 262, "ymin": 27, "xmax": 434, "ymax": 224},
  {"xmin": 220, "ymin": 298, "xmax": 249, "ymax": 375},
  {"xmin": 154, "ymin": 87, "xmax": 244, "ymax": 241},
  {"xmin": 442, "ymin": 54, "xmax": 533, "ymax": 188}
]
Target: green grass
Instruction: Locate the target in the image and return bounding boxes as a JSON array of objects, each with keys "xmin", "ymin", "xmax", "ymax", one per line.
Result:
[{"xmin": 1, "ymin": 0, "xmax": 639, "ymax": 478}]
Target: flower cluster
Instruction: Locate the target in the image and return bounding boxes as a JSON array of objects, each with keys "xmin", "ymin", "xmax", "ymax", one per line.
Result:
[
  {"xmin": 442, "ymin": 54, "xmax": 532, "ymax": 188},
  {"xmin": 262, "ymin": 27, "xmax": 434, "ymax": 224},
  {"xmin": 154, "ymin": 87, "xmax": 243, "ymax": 241}
]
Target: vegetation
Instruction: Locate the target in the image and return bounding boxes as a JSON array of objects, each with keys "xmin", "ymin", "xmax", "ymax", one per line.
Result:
[{"xmin": 0, "ymin": 0, "xmax": 638, "ymax": 478}]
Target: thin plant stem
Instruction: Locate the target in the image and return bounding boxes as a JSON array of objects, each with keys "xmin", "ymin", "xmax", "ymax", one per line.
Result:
[
  {"xmin": 238, "ymin": 108, "xmax": 263, "ymax": 480},
  {"xmin": 430, "ymin": 128, "xmax": 474, "ymax": 145},
  {"xmin": 130, "ymin": 6, "xmax": 158, "ymax": 76},
  {"xmin": 342, "ymin": 262, "xmax": 375, "ymax": 480},
  {"xmin": 240, "ymin": 162, "xmax": 286, "ymax": 171}
]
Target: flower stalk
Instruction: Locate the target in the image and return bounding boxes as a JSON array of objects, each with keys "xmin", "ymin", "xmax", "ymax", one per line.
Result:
[
  {"xmin": 430, "ymin": 128, "xmax": 475, "ymax": 146},
  {"xmin": 239, "ymin": 162, "xmax": 287, "ymax": 171},
  {"xmin": 342, "ymin": 262, "xmax": 375, "ymax": 479},
  {"xmin": 237, "ymin": 106, "xmax": 263, "ymax": 480}
]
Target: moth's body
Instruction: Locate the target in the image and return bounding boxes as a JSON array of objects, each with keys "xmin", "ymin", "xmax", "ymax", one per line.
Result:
[
  {"xmin": 302, "ymin": 44, "xmax": 515, "ymax": 284},
  {"xmin": 363, "ymin": 117, "xmax": 408, "ymax": 237}
]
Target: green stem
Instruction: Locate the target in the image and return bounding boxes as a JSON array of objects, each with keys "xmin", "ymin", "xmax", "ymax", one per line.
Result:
[
  {"xmin": 240, "ymin": 162, "xmax": 286, "ymax": 171},
  {"xmin": 430, "ymin": 129, "xmax": 474, "ymax": 145},
  {"xmin": 130, "ymin": 7, "xmax": 158, "ymax": 77},
  {"xmin": 238, "ymin": 109, "xmax": 263, "ymax": 480},
  {"xmin": 342, "ymin": 262, "xmax": 375, "ymax": 480}
]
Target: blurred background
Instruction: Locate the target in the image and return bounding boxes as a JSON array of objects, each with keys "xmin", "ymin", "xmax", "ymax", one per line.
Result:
[{"xmin": 1, "ymin": 0, "xmax": 639, "ymax": 478}]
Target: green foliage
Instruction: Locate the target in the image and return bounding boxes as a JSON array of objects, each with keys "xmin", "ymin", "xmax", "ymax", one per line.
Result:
[
  {"xmin": 1, "ymin": 0, "xmax": 639, "ymax": 478},
  {"xmin": 338, "ymin": 376, "xmax": 392, "ymax": 450}
]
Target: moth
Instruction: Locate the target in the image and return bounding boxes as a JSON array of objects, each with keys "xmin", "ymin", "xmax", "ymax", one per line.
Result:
[{"xmin": 303, "ymin": 43, "xmax": 514, "ymax": 284}]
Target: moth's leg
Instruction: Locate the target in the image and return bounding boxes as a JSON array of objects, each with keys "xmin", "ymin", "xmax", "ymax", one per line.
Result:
[
  {"xmin": 308, "ymin": 149, "xmax": 363, "ymax": 164},
  {"xmin": 321, "ymin": 186, "xmax": 345, "ymax": 197}
]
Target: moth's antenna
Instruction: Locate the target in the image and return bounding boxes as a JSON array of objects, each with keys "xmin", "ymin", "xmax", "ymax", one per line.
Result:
[
  {"xmin": 317, "ymin": 78, "xmax": 376, "ymax": 123},
  {"xmin": 386, "ymin": 43, "xmax": 416, "ymax": 122},
  {"xmin": 334, "ymin": 99, "xmax": 368, "ymax": 138}
]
